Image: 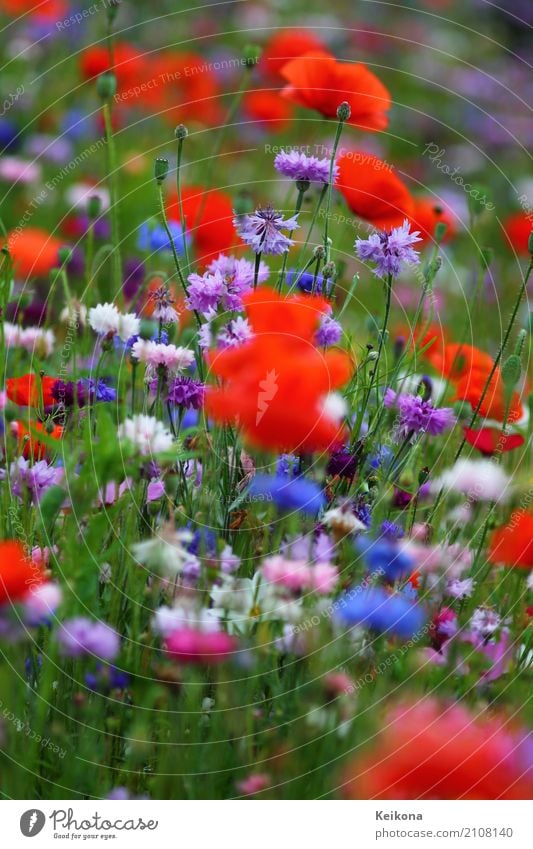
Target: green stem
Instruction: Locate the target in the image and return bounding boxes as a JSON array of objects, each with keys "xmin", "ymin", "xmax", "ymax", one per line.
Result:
[{"xmin": 102, "ymin": 101, "xmax": 122, "ymax": 306}]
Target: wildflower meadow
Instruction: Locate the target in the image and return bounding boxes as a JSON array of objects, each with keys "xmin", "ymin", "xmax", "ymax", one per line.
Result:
[{"xmin": 0, "ymin": 0, "xmax": 532, "ymax": 821}]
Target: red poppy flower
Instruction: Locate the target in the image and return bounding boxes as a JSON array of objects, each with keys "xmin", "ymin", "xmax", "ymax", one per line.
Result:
[
  {"xmin": 425, "ymin": 342, "xmax": 494, "ymax": 383},
  {"xmin": 342, "ymin": 698, "xmax": 533, "ymax": 799},
  {"xmin": 205, "ymin": 289, "xmax": 353, "ymax": 453},
  {"xmin": 13, "ymin": 420, "xmax": 63, "ymax": 460},
  {"xmin": 337, "ymin": 152, "xmax": 414, "ymax": 230},
  {"xmin": 0, "ymin": 540, "xmax": 44, "ymax": 605},
  {"xmin": 488, "ymin": 510, "xmax": 533, "ymax": 569},
  {"xmin": 242, "ymin": 91, "xmax": 293, "ymax": 132},
  {"xmin": 166, "ymin": 185, "xmax": 238, "ymax": 265},
  {"xmin": 502, "ymin": 212, "xmax": 532, "ymax": 256},
  {"xmin": 4, "ymin": 228, "xmax": 61, "ymax": 278},
  {"xmin": 453, "ymin": 370, "xmax": 523, "ymax": 424},
  {"xmin": 80, "ymin": 43, "xmax": 148, "ymax": 92},
  {"xmin": 1, "ymin": 0, "xmax": 66, "ymax": 18},
  {"xmin": 146, "ymin": 52, "xmax": 223, "ymax": 126},
  {"xmin": 6, "ymin": 374, "xmax": 57, "ymax": 408},
  {"xmin": 280, "ymin": 52, "xmax": 391, "ymax": 132},
  {"xmin": 463, "ymin": 427, "xmax": 524, "ymax": 457},
  {"xmin": 410, "ymin": 198, "xmax": 457, "ymax": 244},
  {"xmin": 260, "ymin": 29, "xmax": 327, "ymax": 80}
]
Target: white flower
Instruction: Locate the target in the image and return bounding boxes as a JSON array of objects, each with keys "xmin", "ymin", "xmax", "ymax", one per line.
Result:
[
  {"xmin": 117, "ymin": 312, "xmax": 140, "ymax": 342},
  {"xmin": 527, "ymin": 572, "xmax": 533, "ymax": 591},
  {"xmin": 323, "ymin": 504, "xmax": 366, "ymax": 535},
  {"xmin": 132, "ymin": 528, "xmax": 196, "ymax": 577},
  {"xmin": 118, "ymin": 414, "xmax": 173, "ymax": 455},
  {"xmin": 433, "ymin": 459, "xmax": 511, "ymax": 503},
  {"xmin": 88, "ymin": 302, "xmax": 120, "ymax": 336},
  {"xmin": 65, "ymin": 183, "xmax": 109, "ymax": 211},
  {"xmin": 60, "ymin": 302, "xmax": 87, "ymax": 326},
  {"xmin": 131, "ymin": 339, "xmax": 195, "ymax": 372},
  {"xmin": 4, "ymin": 322, "xmax": 55, "ymax": 357},
  {"xmin": 152, "ymin": 602, "xmax": 217, "ymax": 637},
  {"xmin": 210, "ymin": 573, "xmax": 302, "ymax": 634},
  {"xmin": 322, "ymin": 392, "xmax": 347, "ymax": 422}
]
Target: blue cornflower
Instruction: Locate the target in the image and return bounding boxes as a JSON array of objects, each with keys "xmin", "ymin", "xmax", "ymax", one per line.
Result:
[
  {"xmin": 380, "ymin": 520, "xmax": 404, "ymax": 540},
  {"xmin": 138, "ymin": 219, "xmax": 189, "ymax": 254},
  {"xmin": 285, "ymin": 269, "xmax": 330, "ymax": 295},
  {"xmin": 248, "ymin": 473, "xmax": 325, "ymax": 516},
  {"xmin": 334, "ymin": 587, "xmax": 426, "ymax": 639},
  {"xmin": 357, "ymin": 537, "xmax": 413, "ymax": 581}
]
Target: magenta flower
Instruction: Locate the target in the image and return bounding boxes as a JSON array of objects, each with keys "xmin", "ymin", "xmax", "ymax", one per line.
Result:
[
  {"xmin": 165, "ymin": 628, "xmax": 237, "ymax": 664},
  {"xmin": 384, "ymin": 388, "xmax": 455, "ymax": 441}
]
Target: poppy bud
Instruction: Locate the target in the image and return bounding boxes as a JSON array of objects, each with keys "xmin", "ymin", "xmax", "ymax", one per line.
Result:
[
  {"xmin": 313, "ymin": 245, "xmax": 326, "ymax": 260},
  {"xmin": 243, "ymin": 44, "xmax": 261, "ymax": 68},
  {"xmin": 154, "ymin": 157, "xmax": 169, "ymax": 184},
  {"xmin": 322, "ymin": 261, "xmax": 336, "ymax": 279},
  {"xmin": 96, "ymin": 72, "xmax": 117, "ymax": 100},
  {"xmin": 501, "ymin": 354, "xmax": 521, "ymax": 389},
  {"xmin": 434, "ymin": 221, "xmax": 447, "ymax": 243},
  {"xmin": 337, "ymin": 101, "xmax": 351, "ymax": 121},
  {"xmin": 87, "ymin": 195, "xmax": 101, "ymax": 220},
  {"xmin": 175, "ymin": 124, "xmax": 188, "ymax": 140},
  {"xmin": 58, "ymin": 247, "xmax": 72, "ymax": 265}
]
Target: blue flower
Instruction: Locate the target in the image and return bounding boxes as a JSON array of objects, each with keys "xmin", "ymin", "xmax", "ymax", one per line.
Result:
[
  {"xmin": 138, "ymin": 220, "xmax": 189, "ymax": 254},
  {"xmin": 357, "ymin": 537, "xmax": 413, "ymax": 581},
  {"xmin": 334, "ymin": 587, "xmax": 426, "ymax": 639},
  {"xmin": 248, "ymin": 474, "xmax": 325, "ymax": 516},
  {"xmin": 285, "ymin": 269, "xmax": 330, "ymax": 295}
]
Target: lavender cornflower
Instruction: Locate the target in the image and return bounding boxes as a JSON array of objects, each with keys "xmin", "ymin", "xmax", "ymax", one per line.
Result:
[
  {"xmin": 151, "ymin": 285, "xmax": 179, "ymax": 323},
  {"xmin": 57, "ymin": 617, "xmax": 120, "ymax": 661},
  {"xmin": 2, "ymin": 457, "xmax": 62, "ymax": 502},
  {"xmin": 217, "ymin": 317, "xmax": 253, "ymax": 349},
  {"xmin": 355, "ymin": 219, "xmax": 421, "ymax": 278},
  {"xmin": 234, "ymin": 207, "xmax": 299, "ymax": 255},
  {"xmin": 186, "ymin": 269, "xmax": 226, "ymax": 317},
  {"xmin": 167, "ymin": 376, "xmax": 205, "ymax": 410},
  {"xmin": 207, "ymin": 254, "xmax": 269, "ymax": 311},
  {"xmin": 316, "ymin": 314, "xmax": 342, "ymax": 347},
  {"xmin": 384, "ymin": 388, "xmax": 455, "ymax": 441},
  {"xmin": 274, "ymin": 150, "xmax": 338, "ymax": 185}
]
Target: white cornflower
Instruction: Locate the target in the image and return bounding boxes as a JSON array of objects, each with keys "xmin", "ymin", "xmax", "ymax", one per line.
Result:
[
  {"xmin": 118, "ymin": 414, "xmax": 173, "ymax": 455},
  {"xmin": 117, "ymin": 312, "xmax": 140, "ymax": 342},
  {"xmin": 88, "ymin": 302, "xmax": 120, "ymax": 336},
  {"xmin": 432, "ymin": 459, "xmax": 511, "ymax": 503}
]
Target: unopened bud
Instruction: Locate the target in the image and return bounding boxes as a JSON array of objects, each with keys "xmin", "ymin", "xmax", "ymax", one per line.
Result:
[
  {"xmin": 313, "ymin": 245, "xmax": 326, "ymax": 260},
  {"xmin": 154, "ymin": 157, "xmax": 169, "ymax": 184},
  {"xmin": 322, "ymin": 261, "xmax": 336, "ymax": 279},
  {"xmin": 96, "ymin": 72, "xmax": 117, "ymax": 100},
  {"xmin": 243, "ymin": 44, "xmax": 261, "ymax": 68},
  {"xmin": 337, "ymin": 101, "xmax": 351, "ymax": 122},
  {"xmin": 175, "ymin": 124, "xmax": 188, "ymax": 140},
  {"xmin": 87, "ymin": 194, "xmax": 101, "ymax": 220}
]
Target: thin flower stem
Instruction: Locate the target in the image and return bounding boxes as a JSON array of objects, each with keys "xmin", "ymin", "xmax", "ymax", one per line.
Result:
[
  {"xmin": 323, "ymin": 117, "xmax": 345, "ymax": 260},
  {"xmin": 253, "ymin": 252, "xmax": 262, "ymax": 290},
  {"xmin": 176, "ymin": 136, "xmax": 190, "ymax": 274},
  {"xmin": 277, "ymin": 186, "xmax": 306, "ymax": 291},
  {"xmin": 102, "ymin": 101, "xmax": 122, "ymax": 307}
]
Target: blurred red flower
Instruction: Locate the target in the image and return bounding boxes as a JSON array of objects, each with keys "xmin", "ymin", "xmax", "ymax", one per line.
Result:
[
  {"xmin": 6, "ymin": 374, "xmax": 57, "ymax": 408},
  {"xmin": 5, "ymin": 228, "xmax": 61, "ymax": 278},
  {"xmin": 259, "ymin": 30, "xmax": 327, "ymax": 80},
  {"xmin": 13, "ymin": 420, "xmax": 63, "ymax": 460},
  {"xmin": 502, "ymin": 212, "xmax": 532, "ymax": 256},
  {"xmin": 342, "ymin": 698, "xmax": 533, "ymax": 799},
  {"xmin": 337, "ymin": 152, "xmax": 414, "ymax": 230},
  {"xmin": 205, "ymin": 289, "xmax": 353, "ymax": 453},
  {"xmin": 0, "ymin": 540, "xmax": 44, "ymax": 605},
  {"xmin": 1, "ymin": 0, "xmax": 66, "ymax": 18},
  {"xmin": 242, "ymin": 91, "xmax": 293, "ymax": 132},
  {"xmin": 489, "ymin": 510, "xmax": 533, "ymax": 569},
  {"xmin": 410, "ymin": 197, "xmax": 457, "ymax": 244},
  {"xmin": 280, "ymin": 52, "xmax": 391, "ymax": 131},
  {"xmin": 167, "ymin": 185, "xmax": 238, "ymax": 265},
  {"xmin": 463, "ymin": 427, "xmax": 524, "ymax": 457}
]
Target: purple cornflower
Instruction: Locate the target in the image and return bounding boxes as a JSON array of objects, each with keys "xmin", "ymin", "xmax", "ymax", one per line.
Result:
[
  {"xmin": 2, "ymin": 456, "xmax": 62, "ymax": 502},
  {"xmin": 234, "ymin": 207, "xmax": 299, "ymax": 255},
  {"xmin": 51, "ymin": 378, "xmax": 116, "ymax": 408},
  {"xmin": 355, "ymin": 219, "xmax": 421, "ymax": 278},
  {"xmin": 167, "ymin": 376, "xmax": 205, "ymax": 409},
  {"xmin": 274, "ymin": 150, "xmax": 338, "ymax": 184},
  {"xmin": 316, "ymin": 314, "xmax": 342, "ymax": 347},
  {"xmin": 217, "ymin": 317, "xmax": 253, "ymax": 349},
  {"xmin": 186, "ymin": 269, "xmax": 226, "ymax": 317},
  {"xmin": 57, "ymin": 617, "xmax": 120, "ymax": 661},
  {"xmin": 326, "ymin": 446, "xmax": 359, "ymax": 480},
  {"xmin": 384, "ymin": 388, "xmax": 455, "ymax": 441},
  {"xmin": 207, "ymin": 254, "xmax": 269, "ymax": 311}
]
